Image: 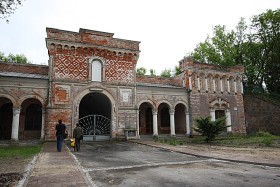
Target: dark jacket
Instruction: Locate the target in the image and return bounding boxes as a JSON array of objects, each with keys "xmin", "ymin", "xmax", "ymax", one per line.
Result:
[{"xmin": 73, "ymin": 126, "xmax": 83, "ymax": 139}]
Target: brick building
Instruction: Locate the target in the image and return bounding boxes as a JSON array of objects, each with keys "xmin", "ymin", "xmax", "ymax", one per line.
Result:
[{"xmin": 0, "ymin": 28, "xmax": 246, "ymax": 141}]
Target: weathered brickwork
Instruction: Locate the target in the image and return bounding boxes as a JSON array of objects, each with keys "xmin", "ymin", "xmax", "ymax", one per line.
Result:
[
  {"xmin": 180, "ymin": 57, "xmax": 246, "ymax": 134},
  {"xmin": 244, "ymin": 95, "xmax": 280, "ymax": 135}
]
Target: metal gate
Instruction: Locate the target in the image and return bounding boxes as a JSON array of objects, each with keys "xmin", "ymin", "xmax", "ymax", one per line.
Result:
[{"xmin": 78, "ymin": 115, "xmax": 110, "ymax": 141}]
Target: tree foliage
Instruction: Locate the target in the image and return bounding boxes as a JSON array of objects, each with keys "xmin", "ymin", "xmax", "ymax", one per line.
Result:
[
  {"xmin": 190, "ymin": 9, "xmax": 280, "ymax": 94},
  {"xmin": 193, "ymin": 116, "xmax": 227, "ymax": 143},
  {"xmin": 0, "ymin": 52, "xmax": 30, "ymax": 64},
  {"xmin": 149, "ymin": 69, "xmax": 156, "ymax": 76},
  {"xmin": 160, "ymin": 68, "xmax": 172, "ymax": 78},
  {"xmin": 0, "ymin": 0, "xmax": 23, "ymax": 22},
  {"xmin": 136, "ymin": 67, "xmax": 146, "ymax": 75}
]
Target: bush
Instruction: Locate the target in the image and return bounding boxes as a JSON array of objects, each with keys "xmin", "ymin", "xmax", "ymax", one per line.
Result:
[
  {"xmin": 255, "ymin": 131, "xmax": 273, "ymax": 137},
  {"xmin": 193, "ymin": 116, "xmax": 227, "ymax": 143}
]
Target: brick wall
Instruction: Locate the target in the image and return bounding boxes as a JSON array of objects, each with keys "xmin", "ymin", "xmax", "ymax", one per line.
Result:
[
  {"xmin": 244, "ymin": 95, "xmax": 280, "ymax": 135},
  {"xmin": 0, "ymin": 62, "xmax": 48, "ymax": 75}
]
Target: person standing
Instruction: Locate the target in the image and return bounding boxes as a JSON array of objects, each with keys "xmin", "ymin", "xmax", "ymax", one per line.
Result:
[
  {"xmin": 55, "ymin": 119, "xmax": 66, "ymax": 152},
  {"xmin": 73, "ymin": 123, "xmax": 83, "ymax": 151}
]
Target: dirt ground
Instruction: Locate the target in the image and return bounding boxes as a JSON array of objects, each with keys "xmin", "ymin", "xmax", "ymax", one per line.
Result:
[
  {"xmin": 0, "ymin": 144, "xmax": 279, "ymax": 186},
  {"xmin": 0, "ymin": 157, "xmax": 33, "ymax": 187}
]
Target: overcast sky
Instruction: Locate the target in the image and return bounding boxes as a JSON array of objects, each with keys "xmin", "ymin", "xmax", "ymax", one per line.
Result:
[{"xmin": 0, "ymin": 0, "xmax": 279, "ymax": 75}]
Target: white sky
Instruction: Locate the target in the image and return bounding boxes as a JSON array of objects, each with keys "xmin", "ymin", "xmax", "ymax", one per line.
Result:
[{"xmin": 0, "ymin": 0, "xmax": 279, "ymax": 75}]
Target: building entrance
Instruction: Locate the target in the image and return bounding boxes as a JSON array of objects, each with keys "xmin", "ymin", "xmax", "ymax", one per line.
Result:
[{"xmin": 79, "ymin": 92, "xmax": 111, "ymax": 141}]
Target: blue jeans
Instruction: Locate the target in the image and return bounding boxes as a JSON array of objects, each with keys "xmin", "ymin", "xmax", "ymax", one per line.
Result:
[{"xmin": 57, "ymin": 135, "xmax": 64, "ymax": 152}]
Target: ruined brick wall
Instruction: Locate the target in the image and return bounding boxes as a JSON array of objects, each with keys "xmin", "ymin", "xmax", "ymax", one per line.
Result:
[
  {"xmin": 180, "ymin": 57, "xmax": 246, "ymax": 134},
  {"xmin": 244, "ymin": 95, "xmax": 280, "ymax": 135},
  {"xmin": 136, "ymin": 74, "xmax": 184, "ymax": 87},
  {"xmin": 0, "ymin": 62, "xmax": 49, "ymax": 75}
]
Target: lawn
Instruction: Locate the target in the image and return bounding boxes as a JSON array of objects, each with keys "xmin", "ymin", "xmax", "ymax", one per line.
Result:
[
  {"xmin": 0, "ymin": 145, "xmax": 41, "ymax": 159},
  {"xmin": 155, "ymin": 133, "xmax": 280, "ymax": 147}
]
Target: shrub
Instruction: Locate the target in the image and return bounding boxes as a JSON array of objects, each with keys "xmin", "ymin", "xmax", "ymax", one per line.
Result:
[
  {"xmin": 255, "ymin": 131, "xmax": 273, "ymax": 137},
  {"xmin": 193, "ymin": 116, "xmax": 227, "ymax": 143}
]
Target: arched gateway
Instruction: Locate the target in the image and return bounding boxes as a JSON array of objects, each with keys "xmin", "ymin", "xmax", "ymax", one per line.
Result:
[{"xmin": 79, "ymin": 92, "xmax": 112, "ymax": 141}]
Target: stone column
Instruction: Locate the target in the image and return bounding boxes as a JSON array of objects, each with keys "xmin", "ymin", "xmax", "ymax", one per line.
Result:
[
  {"xmin": 136, "ymin": 109, "xmax": 140, "ymax": 138},
  {"xmin": 227, "ymin": 79, "xmax": 230, "ymax": 93},
  {"xmin": 185, "ymin": 112, "xmax": 190, "ymax": 135},
  {"xmin": 220, "ymin": 78, "xmax": 223, "ymax": 93},
  {"xmin": 40, "ymin": 108, "xmax": 46, "ymax": 141},
  {"xmin": 205, "ymin": 77, "xmax": 208, "ymax": 92},
  {"xmin": 11, "ymin": 107, "xmax": 21, "ymax": 141},
  {"xmin": 188, "ymin": 76, "xmax": 192, "ymax": 90},
  {"xmin": 213, "ymin": 79, "xmax": 216, "ymax": 92},
  {"xmin": 210, "ymin": 108, "xmax": 215, "ymax": 121},
  {"xmin": 234, "ymin": 80, "xmax": 237, "ymax": 93},
  {"xmin": 197, "ymin": 77, "xmax": 200, "ymax": 91},
  {"xmin": 226, "ymin": 109, "xmax": 232, "ymax": 132},
  {"xmin": 169, "ymin": 109, "xmax": 175, "ymax": 137},
  {"xmin": 152, "ymin": 110, "xmax": 158, "ymax": 137}
]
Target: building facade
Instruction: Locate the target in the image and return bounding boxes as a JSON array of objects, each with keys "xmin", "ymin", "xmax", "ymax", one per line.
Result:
[{"xmin": 0, "ymin": 28, "xmax": 246, "ymax": 141}]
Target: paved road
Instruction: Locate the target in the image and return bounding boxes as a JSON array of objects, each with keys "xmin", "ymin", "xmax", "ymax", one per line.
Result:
[{"xmin": 69, "ymin": 141, "xmax": 280, "ymax": 187}]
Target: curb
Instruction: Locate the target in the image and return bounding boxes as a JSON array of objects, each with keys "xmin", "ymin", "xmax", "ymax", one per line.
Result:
[
  {"xmin": 66, "ymin": 145, "xmax": 96, "ymax": 187},
  {"xmin": 131, "ymin": 141, "xmax": 280, "ymax": 168},
  {"xmin": 18, "ymin": 151, "xmax": 41, "ymax": 187}
]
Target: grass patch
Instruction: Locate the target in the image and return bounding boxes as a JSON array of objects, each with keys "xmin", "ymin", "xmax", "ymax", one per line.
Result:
[
  {"xmin": 155, "ymin": 134, "xmax": 280, "ymax": 148},
  {"xmin": 0, "ymin": 145, "xmax": 41, "ymax": 159}
]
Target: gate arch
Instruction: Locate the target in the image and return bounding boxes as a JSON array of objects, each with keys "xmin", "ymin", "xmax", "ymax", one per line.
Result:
[{"xmin": 73, "ymin": 87, "xmax": 116, "ymax": 140}]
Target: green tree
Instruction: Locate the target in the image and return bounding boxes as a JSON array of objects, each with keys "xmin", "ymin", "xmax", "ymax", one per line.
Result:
[
  {"xmin": 160, "ymin": 68, "xmax": 171, "ymax": 78},
  {"xmin": 190, "ymin": 9, "xmax": 280, "ymax": 94},
  {"xmin": 173, "ymin": 65, "xmax": 182, "ymax": 76},
  {"xmin": 193, "ymin": 116, "xmax": 227, "ymax": 143},
  {"xmin": 149, "ymin": 69, "xmax": 156, "ymax": 76},
  {"xmin": 0, "ymin": 0, "xmax": 24, "ymax": 22},
  {"xmin": 136, "ymin": 67, "xmax": 146, "ymax": 75},
  {"xmin": 0, "ymin": 52, "xmax": 30, "ymax": 64},
  {"xmin": 250, "ymin": 9, "xmax": 280, "ymax": 94}
]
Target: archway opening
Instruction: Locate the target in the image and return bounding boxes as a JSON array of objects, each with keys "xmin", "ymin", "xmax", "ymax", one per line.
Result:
[
  {"xmin": 158, "ymin": 103, "xmax": 170, "ymax": 134},
  {"xmin": 139, "ymin": 102, "xmax": 153, "ymax": 135},
  {"xmin": 79, "ymin": 92, "xmax": 111, "ymax": 140},
  {"xmin": 21, "ymin": 98, "xmax": 42, "ymax": 140},
  {"xmin": 175, "ymin": 104, "xmax": 186, "ymax": 134},
  {"xmin": 0, "ymin": 97, "xmax": 13, "ymax": 140}
]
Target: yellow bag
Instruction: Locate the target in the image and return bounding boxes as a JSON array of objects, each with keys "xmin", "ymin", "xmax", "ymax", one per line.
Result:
[{"xmin": 70, "ymin": 138, "xmax": 75, "ymax": 147}]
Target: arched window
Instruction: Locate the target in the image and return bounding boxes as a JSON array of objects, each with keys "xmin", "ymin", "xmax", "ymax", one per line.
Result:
[{"xmin": 92, "ymin": 60, "xmax": 102, "ymax": 82}]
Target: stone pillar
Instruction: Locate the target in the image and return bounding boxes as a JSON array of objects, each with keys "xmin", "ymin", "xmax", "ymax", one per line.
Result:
[
  {"xmin": 188, "ymin": 76, "xmax": 192, "ymax": 90},
  {"xmin": 40, "ymin": 108, "xmax": 46, "ymax": 141},
  {"xmin": 11, "ymin": 107, "xmax": 21, "ymax": 141},
  {"xmin": 169, "ymin": 109, "xmax": 175, "ymax": 137},
  {"xmin": 205, "ymin": 77, "xmax": 208, "ymax": 92},
  {"xmin": 234, "ymin": 80, "xmax": 237, "ymax": 93},
  {"xmin": 213, "ymin": 79, "xmax": 216, "ymax": 92},
  {"xmin": 197, "ymin": 77, "xmax": 200, "ymax": 91},
  {"xmin": 185, "ymin": 112, "xmax": 190, "ymax": 135},
  {"xmin": 227, "ymin": 79, "xmax": 230, "ymax": 93},
  {"xmin": 136, "ymin": 109, "xmax": 140, "ymax": 138},
  {"xmin": 152, "ymin": 110, "xmax": 158, "ymax": 137},
  {"xmin": 226, "ymin": 109, "xmax": 232, "ymax": 132},
  {"xmin": 210, "ymin": 108, "xmax": 215, "ymax": 121},
  {"xmin": 220, "ymin": 78, "xmax": 223, "ymax": 93}
]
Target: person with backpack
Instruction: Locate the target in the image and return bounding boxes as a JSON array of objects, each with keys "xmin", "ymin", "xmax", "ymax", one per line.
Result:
[
  {"xmin": 73, "ymin": 123, "xmax": 83, "ymax": 151},
  {"xmin": 55, "ymin": 119, "xmax": 67, "ymax": 152}
]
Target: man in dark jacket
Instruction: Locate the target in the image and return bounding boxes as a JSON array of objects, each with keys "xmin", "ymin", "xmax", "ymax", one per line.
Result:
[
  {"xmin": 55, "ymin": 119, "xmax": 66, "ymax": 152},
  {"xmin": 73, "ymin": 123, "xmax": 83, "ymax": 151}
]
